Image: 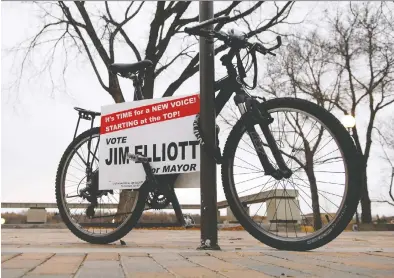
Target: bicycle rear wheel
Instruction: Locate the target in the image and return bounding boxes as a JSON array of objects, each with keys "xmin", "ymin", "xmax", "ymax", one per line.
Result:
[
  {"xmin": 221, "ymin": 97, "xmax": 361, "ymax": 251},
  {"xmin": 55, "ymin": 127, "xmax": 148, "ymax": 244}
]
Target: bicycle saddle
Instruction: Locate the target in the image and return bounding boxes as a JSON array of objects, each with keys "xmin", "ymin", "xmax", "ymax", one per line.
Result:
[{"xmin": 109, "ymin": 60, "xmax": 153, "ymax": 76}]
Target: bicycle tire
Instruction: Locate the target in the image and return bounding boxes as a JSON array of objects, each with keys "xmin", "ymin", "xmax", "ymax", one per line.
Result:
[
  {"xmin": 55, "ymin": 127, "xmax": 148, "ymax": 244},
  {"xmin": 221, "ymin": 97, "xmax": 361, "ymax": 251}
]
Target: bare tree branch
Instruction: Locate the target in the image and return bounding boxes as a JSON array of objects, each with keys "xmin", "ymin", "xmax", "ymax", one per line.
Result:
[{"xmin": 59, "ymin": 1, "xmax": 109, "ymax": 91}]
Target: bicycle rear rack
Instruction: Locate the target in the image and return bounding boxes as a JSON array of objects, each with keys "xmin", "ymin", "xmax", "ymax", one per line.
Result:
[{"xmin": 73, "ymin": 107, "xmax": 101, "ymax": 139}]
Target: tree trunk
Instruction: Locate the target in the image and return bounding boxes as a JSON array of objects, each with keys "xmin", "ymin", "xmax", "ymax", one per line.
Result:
[
  {"xmin": 303, "ymin": 146, "xmax": 322, "ymax": 230},
  {"xmin": 108, "ymin": 72, "xmax": 125, "ymax": 103},
  {"xmin": 107, "ymin": 72, "xmax": 140, "ymax": 223},
  {"xmin": 306, "ymin": 164, "xmax": 322, "ymax": 230},
  {"xmin": 360, "ymin": 166, "xmax": 372, "ymax": 223},
  {"xmin": 142, "ymin": 67, "xmax": 155, "ymax": 99},
  {"xmin": 352, "ymin": 132, "xmax": 372, "ymax": 224}
]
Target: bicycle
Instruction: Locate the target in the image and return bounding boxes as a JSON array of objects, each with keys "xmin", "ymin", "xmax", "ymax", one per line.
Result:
[{"xmin": 56, "ymin": 16, "xmax": 361, "ymax": 251}]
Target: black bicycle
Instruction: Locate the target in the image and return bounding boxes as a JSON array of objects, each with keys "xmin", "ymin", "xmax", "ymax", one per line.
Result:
[{"xmin": 56, "ymin": 17, "xmax": 361, "ymax": 251}]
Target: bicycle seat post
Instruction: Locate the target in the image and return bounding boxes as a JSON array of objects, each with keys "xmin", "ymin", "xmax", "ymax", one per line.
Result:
[{"xmin": 131, "ymin": 71, "xmax": 145, "ymax": 101}]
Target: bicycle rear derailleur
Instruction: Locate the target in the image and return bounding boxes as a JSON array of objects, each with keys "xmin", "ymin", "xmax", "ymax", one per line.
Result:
[{"xmin": 78, "ymin": 169, "xmax": 113, "ymax": 218}]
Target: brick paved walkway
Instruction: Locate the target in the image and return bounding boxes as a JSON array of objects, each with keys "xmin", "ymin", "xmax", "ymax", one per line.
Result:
[{"xmin": 2, "ymin": 229, "xmax": 394, "ymax": 277}]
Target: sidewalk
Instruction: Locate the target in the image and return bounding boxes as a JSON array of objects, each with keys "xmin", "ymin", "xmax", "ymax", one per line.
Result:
[{"xmin": 2, "ymin": 229, "xmax": 394, "ymax": 277}]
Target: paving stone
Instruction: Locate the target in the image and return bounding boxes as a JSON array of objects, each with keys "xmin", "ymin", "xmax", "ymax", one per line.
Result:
[
  {"xmin": 2, "ymin": 259, "xmax": 44, "ymax": 269},
  {"xmin": 249, "ymin": 254, "xmax": 362, "ymax": 278},
  {"xmin": 185, "ymin": 256, "xmax": 241, "ymax": 271},
  {"xmin": 376, "ymin": 275, "xmax": 394, "ymax": 278},
  {"xmin": 168, "ymin": 267, "xmax": 224, "ymax": 278},
  {"xmin": 52, "ymin": 253, "xmax": 86, "ymax": 257},
  {"xmin": 236, "ymin": 251, "xmax": 264, "ymax": 257},
  {"xmin": 2, "ymin": 230, "xmax": 394, "ymax": 277},
  {"xmin": 299, "ymin": 252, "xmax": 394, "ymax": 274},
  {"xmin": 85, "ymin": 252, "xmax": 119, "ymax": 261},
  {"xmin": 121, "ymin": 256, "xmax": 170, "ymax": 276},
  {"xmin": 1, "ymin": 253, "xmax": 21, "ymax": 263},
  {"xmin": 365, "ymin": 252, "xmax": 394, "ymax": 258},
  {"xmin": 137, "ymin": 244, "xmax": 164, "ymax": 248},
  {"xmin": 216, "ymin": 269, "xmax": 274, "ymax": 278},
  {"xmin": 266, "ymin": 252, "xmax": 378, "ymax": 277},
  {"xmin": 121, "ymin": 252, "xmax": 149, "ymax": 257},
  {"xmin": 79, "ymin": 260, "xmax": 122, "ymax": 269},
  {"xmin": 75, "ymin": 261, "xmax": 124, "ymax": 278},
  {"xmin": 48, "ymin": 254, "xmax": 85, "ymax": 264},
  {"xmin": 75, "ymin": 269, "xmax": 124, "ymax": 278},
  {"xmin": 1, "ymin": 268, "xmax": 30, "ymax": 278},
  {"xmin": 178, "ymin": 252, "xmax": 210, "ymax": 257},
  {"xmin": 24, "ymin": 275, "xmax": 73, "ymax": 278},
  {"xmin": 18, "ymin": 253, "xmax": 54, "ymax": 260},
  {"xmin": 218, "ymin": 256, "xmax": 310, "ymax": 278},
  {"xmin": 185, "ymin": 255, "xmax": 272, "ymax": 278},
  {"xmin": 126, "ymin": 274, "xmax": 174, "ymax": 278},
  {"xmin": 29, "ymin": 254, "xmax": 84, "ymax": 275},
  {"xmin": 2, "ymin": 252, "xmax": 53, "ymax": 271},
  {"xmin": 207, "ymin": 252, "xmax": 241, "ymax": 259},
  {"xmin": 150, "ymin": 253, "xmax": 197, "ymax": 268},
  {"xmin": 150, "ymin": 254, "xmax": 228, "ymax": 277},
  {"xmin": 29, "ymin": 263, "xmax": 81, "ymax": 275}
]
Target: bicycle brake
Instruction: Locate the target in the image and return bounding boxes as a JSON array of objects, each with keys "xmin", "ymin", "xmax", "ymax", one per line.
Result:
[{"xmin": 246, "ymin": 97, "xmax": 273, "ymax": 125}]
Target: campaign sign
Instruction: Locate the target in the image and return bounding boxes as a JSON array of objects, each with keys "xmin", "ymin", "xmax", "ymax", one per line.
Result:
[{"xmin": 99, "ymin": 94, "xmax": 200, "ymax": 190}]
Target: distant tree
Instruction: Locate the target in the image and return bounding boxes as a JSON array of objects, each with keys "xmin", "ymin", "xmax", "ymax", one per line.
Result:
[
  {"xmin": 260, "ymin": 2, "xmax": 394, "ymax": 223},
  {"xmin": 263, "ymin": 33, "xmax": 341, "ymax": 230},
  {"xmin": 373, "ymin": 122, "xmax": 394, "ymax": 207}
]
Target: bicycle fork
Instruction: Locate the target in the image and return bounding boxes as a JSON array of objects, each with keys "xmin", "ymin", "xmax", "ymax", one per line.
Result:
[{"xmin": 234, "ymin": 94, "xmax": 292, "ymax": 180}]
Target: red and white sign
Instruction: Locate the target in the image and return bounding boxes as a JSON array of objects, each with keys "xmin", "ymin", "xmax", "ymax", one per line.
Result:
[{"xmin": 99, "ymin": 93, "xmax": 201, "ymax": 190}]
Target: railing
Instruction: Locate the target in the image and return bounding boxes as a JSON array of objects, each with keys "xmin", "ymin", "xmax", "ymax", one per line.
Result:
[
  {"xmin": 1, "ymin": 202, "xmax": 199, "ymax": 210},
  {"xmin": 1, "ymin": 190, "xmax": 297, "ymax": 210}
]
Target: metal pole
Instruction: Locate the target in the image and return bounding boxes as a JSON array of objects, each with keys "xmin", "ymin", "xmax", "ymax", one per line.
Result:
[{"xmin": 198, "ymin": 1, "xmax": 220, "ymax": 250}]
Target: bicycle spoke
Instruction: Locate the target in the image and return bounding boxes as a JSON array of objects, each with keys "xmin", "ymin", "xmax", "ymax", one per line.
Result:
[
  {"xmin": 235, "ymin": 174, "xmax": 266, "ymax": 185},
  {"xmin": 292, "ymin": 176, "xmax": 345, "ymax": 186},
  {"xmin": 237, "ymin": 178, "xmax": 276, "ymax": 195},
  {"xmin": 58, "ymin": 130, "xmax": 141, "ymax": 239},
  {"xmin": 234, "ymin": 164, "xmax": 262, "ymax": 172},
  {"xmin": 252, "ymin": 180, "xmax": 281, "ymax": 219},
  {"xmin": 229, "ymin": 104, "xmax": 351, "ymax": 242},
  {"xmin": 314, "ymin": 148, "xmax": 339, "ymax": 163},
  {"xmin": 282, "ymin": 181, "xmax": 299, "ymax": 237},
  {"xmin": 289, "ymin": 177, "xmax": 336, "ymax": 220},
  {"xmin": 74, "ymin": 151, "xmax": 88, "ymax": 167},
  {"xmin": 314, "ymin": 136, "xmax": 334, "ymax": 157},
  {"xmin": 234, "ymin": 171, "xmax": 264, "ymax": 175},
  {"xmin": 235, "ymin": 156, "xmax": 263, "ymax": 171},
  {"xmin": 291, "ymin": 173, "xmax": 343, "ymax": 208}
]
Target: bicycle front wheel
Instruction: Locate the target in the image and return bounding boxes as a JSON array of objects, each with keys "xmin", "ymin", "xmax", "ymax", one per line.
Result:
[
  {"xmin": 221, "ymin": 97, "xmax": 361, "ymax": 251},
  {"xmin": 55, "ymin": 127, "xmax": 148, "ymax": 244}
]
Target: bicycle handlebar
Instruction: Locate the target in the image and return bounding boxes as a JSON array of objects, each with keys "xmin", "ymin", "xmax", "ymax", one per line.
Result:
[
  {"xmin": 184, "ymin": 17, "xmax": 282, "ymax": 56},
  {"xmin": 184, "ymin": 16, "xmax": 230, "ymax": 33},
  {"xmin": 184, "ymin": 17, "xmax": 282, "ymax": 90},
  {"xmin": 253, "ymin": 36, "xmax": 282, "ymax": 56}
]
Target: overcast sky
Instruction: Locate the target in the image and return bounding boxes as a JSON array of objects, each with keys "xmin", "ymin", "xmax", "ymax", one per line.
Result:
[{"xmin": 1, "ymin": 1, "xmax": 393, "ymax": 217}]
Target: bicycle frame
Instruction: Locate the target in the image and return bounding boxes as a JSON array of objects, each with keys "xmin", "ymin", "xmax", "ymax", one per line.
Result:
[
  {"xmin": 71, "ymin": 46, "xmax": 292, "ymax": 226},
  {"xmin": 132, "ymin": 47, "xmax": 291, "ymax": 182}
]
